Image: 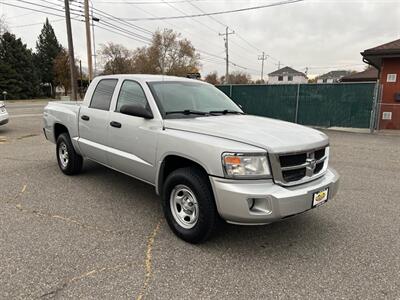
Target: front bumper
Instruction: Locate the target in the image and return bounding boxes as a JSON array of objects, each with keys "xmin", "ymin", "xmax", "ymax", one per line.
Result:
[
  {"xmin": 210, "ymin": 167, "xmax": 339, "ymax": 225},
  {"xmin": 0, "ymin": 112, "xmax": 9, "ymax": 125}
]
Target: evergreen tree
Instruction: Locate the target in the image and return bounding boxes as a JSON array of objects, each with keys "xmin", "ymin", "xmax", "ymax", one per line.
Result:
[
  {"xmin": 35, "ymin": 18, "xmax": 62, "ymax": 97},
  {"xmin": 0, "ymin": 32, "xmax": 39, "ymax": 99}
]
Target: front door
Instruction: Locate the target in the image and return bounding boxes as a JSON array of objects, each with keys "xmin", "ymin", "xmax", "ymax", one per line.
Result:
[{"xmin": 107, "ymin": 80, "xmax": 162, "ymax": 184}]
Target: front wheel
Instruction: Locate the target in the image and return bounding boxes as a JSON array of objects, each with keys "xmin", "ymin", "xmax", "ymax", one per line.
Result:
[
  {"xmin": 162, "ymin": 167, "xmax": 218, "ymax": 244},
  {"xmin": 56, "ymin": 133, "xmax": 83, "ymax": 175}
]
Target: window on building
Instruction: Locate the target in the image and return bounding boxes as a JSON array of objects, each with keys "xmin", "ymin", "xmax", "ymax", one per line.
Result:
[
  {"xmin": 90, "ymin": 79, "xmax": 118, "ymax": 111},
  {"xmin": 288, "ymin": 75, "xmax": 293, "ymax": 81},
  {"xmin": 278, "ymin": 76, "xmax": 284, "ymax": 81},
  {"xmin": 323, "ymin": 79, "xmax": 328, "ymax": 83},
  {"xmin": 387, "ymin": 73, "xmax": 397, "ymax": 83}
]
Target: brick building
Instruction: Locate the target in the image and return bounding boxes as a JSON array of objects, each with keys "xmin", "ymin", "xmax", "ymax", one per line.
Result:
[{"xmin": 362, "ymin": 39, "xmax": 400, "ymax": 129}]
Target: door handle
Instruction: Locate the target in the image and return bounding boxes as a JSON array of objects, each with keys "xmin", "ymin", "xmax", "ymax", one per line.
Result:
[
  {"xmin": 110, "ymin": 121, "xmax": 122, "ymax": 128},
  {"xmin": 81, "ymin": 115, "xmax": 90, "ymax": 121}
]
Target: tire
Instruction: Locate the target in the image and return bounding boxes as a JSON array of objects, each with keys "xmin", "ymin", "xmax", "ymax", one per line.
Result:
[
  {"xmin": 162, "ymin": 167, "xmax": 218, "ymax": 244},
  {"xmin": 56, "ymin": 133, "xmax": 83, "ymax": 175}
]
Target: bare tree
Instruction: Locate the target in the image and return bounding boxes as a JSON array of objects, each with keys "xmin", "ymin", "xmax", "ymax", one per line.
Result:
[
  {"xmin": 0, "ymin": 15, "xmax": 9, "ymax": 35},
  {"xmin": 98, "ymin": 29, "xmax": 200, "ymax": 77},
  {"xmin": 54, "ymin": 48, "xmax": 78, "ymax": 96},
  {"xmin": 132, "ymin": 29, "xmax": 200, "ymax": 76},
  {"xmin": 204, "ymin": 71, "xmax": 220, "ymax": 85},
  {"xmin": 220, "ymin": 71, "xmax": 251, "ymax": 84},
  {"xmin": 99, "ymin": 42, "xmax": 133, "ymax": 74}
]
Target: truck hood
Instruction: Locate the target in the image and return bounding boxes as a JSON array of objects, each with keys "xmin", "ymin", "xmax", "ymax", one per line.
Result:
[{"xmin": 164, "ymin": 115, "xmax": 328, "ymax": 153}]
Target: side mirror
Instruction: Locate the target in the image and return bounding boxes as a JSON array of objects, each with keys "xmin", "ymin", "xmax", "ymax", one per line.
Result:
[{"xmin": 120, "ymin": 104, "xmax": 153, "ymax": 119}]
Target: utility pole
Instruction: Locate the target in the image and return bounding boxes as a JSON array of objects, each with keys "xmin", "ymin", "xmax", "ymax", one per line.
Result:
[
  {"xmin": 91, "ymin": 10, "xmax": 99, "ymax": 77},
  {"xmin": 79, "ymin": 60, "xmax": 83, "ymax": 99},
  {"xmin": 84, "ymin": 0, "xmax": 93, "ymax": 81},
  {"xmin": 258, "ymin": 52, "xmax": 268, "ymax": 82},
  {"xmin": 277, "ymin": 61, "xmax": 281, "ymax": 70},
  {"xmin": 219, "ymin": 26, "xmax": 235, "ymax": 84},
  {"xmin": 64, "ymin": 0, "xmax": 78, "ymax": 101}
]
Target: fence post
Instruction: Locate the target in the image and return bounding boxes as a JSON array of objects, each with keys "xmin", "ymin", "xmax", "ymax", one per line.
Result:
[
  {"xmin": 369, "ymin": 80, "xmax": 380, "ymax": 133},
  {"xmin": 294, "ymin": 84, "xmax": 300, "ymax": 123}
]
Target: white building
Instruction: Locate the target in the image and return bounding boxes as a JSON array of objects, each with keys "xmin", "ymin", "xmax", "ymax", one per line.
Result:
[
  {"xmin": 316, "ymin": 70, "xmax": 351, "ymax": 83},
  {"xmin": 268, "ymin": 66, "xmax": 308, "ymax": 84}
]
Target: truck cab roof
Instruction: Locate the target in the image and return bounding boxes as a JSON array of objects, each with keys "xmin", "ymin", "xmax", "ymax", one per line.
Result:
[{"xmin": 93, "ymin": 74, "xmax": 208, "ymax": 84}]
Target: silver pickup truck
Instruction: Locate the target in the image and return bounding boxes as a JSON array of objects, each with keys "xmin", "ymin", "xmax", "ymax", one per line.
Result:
[
  {"xmin": 0, "ymin": 101, "xmax": 9, "ymax": 126},
  {"xmin": 43, "ymin": 75, "xmax": 339, "ymax": 243}
]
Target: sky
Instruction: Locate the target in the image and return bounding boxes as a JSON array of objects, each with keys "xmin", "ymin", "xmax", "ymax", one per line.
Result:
[{"xmin": 1, "ymin": 0, "xmax": 400, "ymax": 80}]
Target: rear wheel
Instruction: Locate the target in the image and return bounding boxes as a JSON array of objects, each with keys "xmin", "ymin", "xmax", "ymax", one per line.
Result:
[
  {"xmin": 56, "ymin": 133, "xmax": 83, "ymax": 175},
  {"xmin": 162, "ymin": 167, "xmax": 218, "ymax": 244}
]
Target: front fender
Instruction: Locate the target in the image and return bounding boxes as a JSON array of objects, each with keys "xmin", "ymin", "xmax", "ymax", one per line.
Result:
[{"xmin": 154, "ymin": 128, "xmax": 266, "ymax": 194}]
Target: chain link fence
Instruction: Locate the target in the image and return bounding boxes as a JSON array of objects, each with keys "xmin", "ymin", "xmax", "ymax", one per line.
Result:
[{"xmin": 216, "ymin": 82, "xmax": 377, "ymax": 129}]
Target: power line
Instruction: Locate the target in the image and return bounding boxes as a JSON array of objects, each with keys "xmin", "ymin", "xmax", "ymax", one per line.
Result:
[
  {"xmin": 50, "ymin": 0, "xmax": 154, "ymax": 42},
  {"xmin": 96, "ymin": 0, "xmax": 198, "ymax": 4},
  {"xmin": 122, "ymin": 0, "xmax": 255, "ymax": 71},
  {"xmin": 3, "ymin": 0, "xmax": 150, "ymax": 45},
  {"xmin": 66, "ymin": 0, "xmax": 154, "ymax": 36},
  {"xmin": 92, "ymin": 8, "xmax": 153, "ymax": 36},
  {"xmin": 9, "ymin": 18, "xmax": 65, "ymax": 28},
  {"xmin": 97, "ymin": 19, "xmax": 152, "ymax": 42},
  {"xmin": 0, "ymin": 1, "xmax": 80, "ymax": 19},
  {"xmin": 161, "ymin": 0, "xmax": 260, "ymax": 71},
  {"xmin": 235, "ymin": 33, "xmax": 262, "ymax": 53},
  {"xmin": 162, "ymin": 0, "xmax": 219, "ymax": 34},
  {"xmin": 186, "ymin": 1, "xmax": 262, "ymax": 59},
  {"xmin": 10, "ymin": 0, "xmax": 80, "ymax": 16},
  {"xmin": 96, "ymin": 24, "xmax": 150, "ymax": 44},
  {"xmin": 3, "ymin": 11, "xmax": 33, "ymax": 19},
  {"xmin": 121, "ymin": 0, "xmax": 304, "ymax": 21}
]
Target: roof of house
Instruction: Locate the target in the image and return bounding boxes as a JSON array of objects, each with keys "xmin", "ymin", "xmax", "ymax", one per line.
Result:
[
  {"xmin": 268, "ymin": 66, "xmax": 307, "ymax": 77},
  {"xmin": 340, "ymin": 68, "xmax": 378, "ymax": 82},
  {"xmin": 362, "ymin": 39, "xmax": 400, "ymax": 56},
  {"xmin": 317, "ymin": 70, "xmax": 351, "ymax": 80},
  {"xmin": 361, "ymin": 39, "xmax": 400, "ymax": 69}
]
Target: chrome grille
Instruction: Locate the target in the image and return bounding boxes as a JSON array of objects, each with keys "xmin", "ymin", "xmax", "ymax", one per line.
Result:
[{"xmin": 269, "ymin": 146, "xmax": 329, "ymax": 186}]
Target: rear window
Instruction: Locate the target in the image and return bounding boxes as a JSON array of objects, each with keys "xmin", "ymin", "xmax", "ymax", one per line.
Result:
[{"xmin": 90, "ymin": 79, "xmax": 118, "ymax": 110}]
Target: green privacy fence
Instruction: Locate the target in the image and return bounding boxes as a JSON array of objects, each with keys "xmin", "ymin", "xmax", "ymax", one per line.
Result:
[{"xmin": 216, "ymin": 83, "xmax": 377, "ymax": 128}]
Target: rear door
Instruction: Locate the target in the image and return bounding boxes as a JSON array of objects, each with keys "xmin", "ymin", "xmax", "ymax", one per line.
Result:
[
  {"xmin": 78, "ymin": 78, "xmax": 118, "ymax": 164},
  {"xmin": 107, "ymin": 80, "xmax": 162, "ymax": 184}
]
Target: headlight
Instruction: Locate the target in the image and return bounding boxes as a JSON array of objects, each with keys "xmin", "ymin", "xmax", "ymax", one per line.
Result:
[{"xmin": 222, "ymin": 152, "xmax": 270, "ymax": 179}]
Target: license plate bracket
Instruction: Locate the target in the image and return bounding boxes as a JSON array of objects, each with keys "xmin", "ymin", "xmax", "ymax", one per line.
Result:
[{"xmin": 312, "ymin": 188, "xmax": 329, "ymax": 208}]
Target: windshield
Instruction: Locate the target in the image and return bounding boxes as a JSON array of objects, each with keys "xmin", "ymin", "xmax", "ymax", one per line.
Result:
[{"xmin": 148, "ymin": 81, "xmax": 242, "ymax": 118}]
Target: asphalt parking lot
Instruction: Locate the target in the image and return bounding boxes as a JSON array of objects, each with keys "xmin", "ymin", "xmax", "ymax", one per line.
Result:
[{"xmin": 1, "ymin": 101, "xmax": 400, "ymax": 299}]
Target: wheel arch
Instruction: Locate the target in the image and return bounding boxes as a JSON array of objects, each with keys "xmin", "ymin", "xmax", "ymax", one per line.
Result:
[
  {"xmin": 156, "ymin": 154, "xmax": 210, "ymax": 195},
  {"xmin": 54, "ymin": 123, "xmax": 70, "ymax": 141}
]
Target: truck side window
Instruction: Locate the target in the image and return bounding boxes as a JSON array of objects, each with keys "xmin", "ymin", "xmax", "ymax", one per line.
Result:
[
  {"xmin": 89, "ymin": 79, "xmax": 118, "ymax": 110},
  {"xmin": 116, "ymin": 80, "xmax": 149, "ymax": 112}
]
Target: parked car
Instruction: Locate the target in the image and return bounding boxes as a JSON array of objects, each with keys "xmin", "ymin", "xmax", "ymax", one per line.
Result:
[
  {"xmin": 43, "ymin": 75, "xmax": 340, "ymax": 243},
  {"xmin": 0, "ymin": 101, "xmax": 9, "ymax": 126}
]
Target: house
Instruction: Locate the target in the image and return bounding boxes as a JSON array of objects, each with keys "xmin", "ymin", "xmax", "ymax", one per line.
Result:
[
  {"xmin": 316, "ymin": 70, "xmax": 351, "ymax": 83},
  {"xmin": 362, "ymin": 38, "xmax": 400, "ymax": 130},
  {"xmin": 340, "ymin": 67, "xmax": 378, "ymax": 82},
  {"xmin": 268, "ymin": 66, "xmax": 308, "ymax": 84}
]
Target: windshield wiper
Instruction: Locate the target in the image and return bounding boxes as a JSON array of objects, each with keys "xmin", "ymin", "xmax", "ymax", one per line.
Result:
[
  {"xmin": 208, "ymin": 109, "xmax": 245, "ymax": 115},
  {"xmin": 165, "ymin": 109, "xmax": 209, "ymax": 116}
]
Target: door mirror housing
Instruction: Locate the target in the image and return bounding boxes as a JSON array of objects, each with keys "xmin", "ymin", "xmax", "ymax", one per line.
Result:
[{"xmin": 120, "ymin": 104, "xmax": 153, "ymax": 119}]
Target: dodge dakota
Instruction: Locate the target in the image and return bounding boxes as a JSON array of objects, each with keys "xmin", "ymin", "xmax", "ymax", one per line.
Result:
[
  {"xmin": 43, "ymin": 75, "xmax": 339, "ymax": 243},
  {"xmin": 0, "ymin": 101, "xmax": 9, "ymax": 126}
]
